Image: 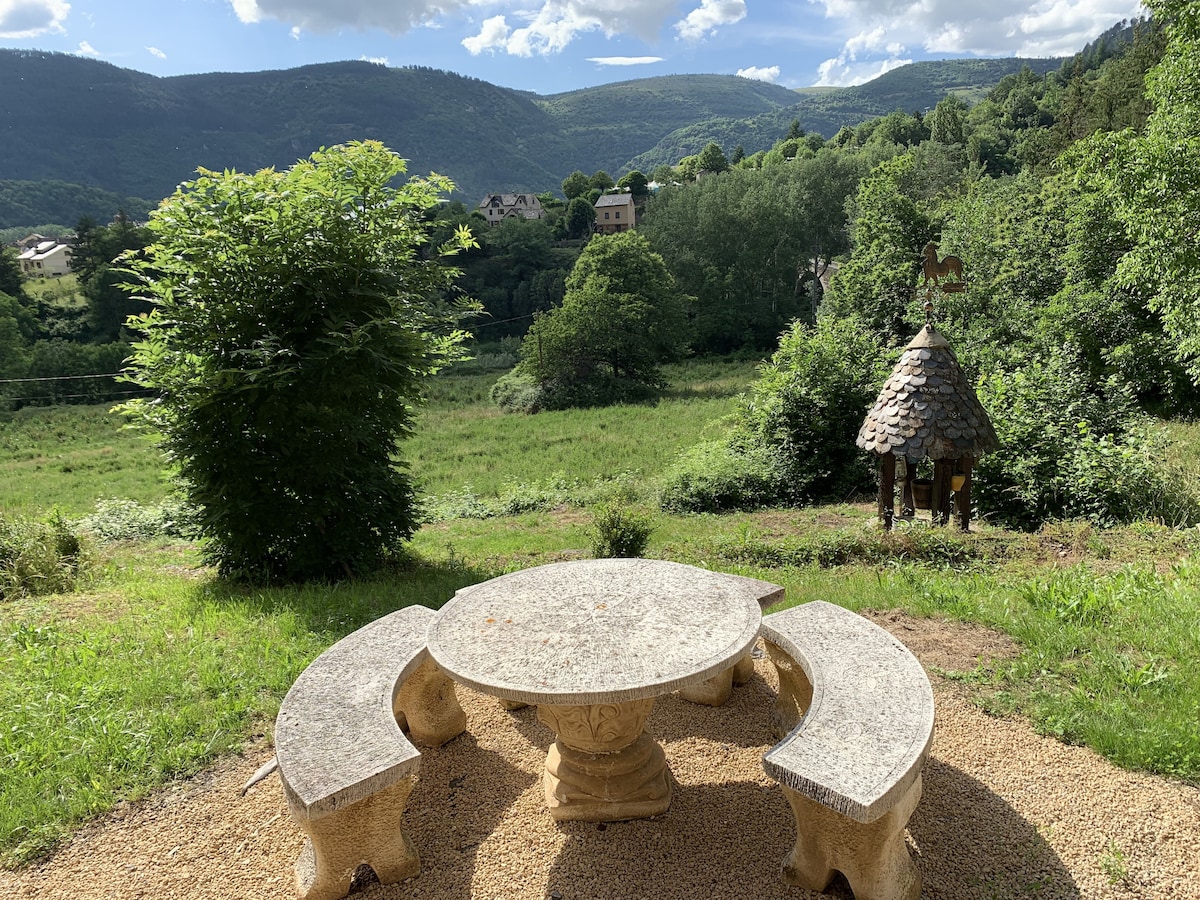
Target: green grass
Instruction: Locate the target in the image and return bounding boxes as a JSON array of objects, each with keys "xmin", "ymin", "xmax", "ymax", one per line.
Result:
[
  {"xmin": 0, "ymin": 405, "xmax": 169, "ymax": 517},
  {"xmin": 3, "ymin": 359, "xmax": 1200, "ymax": 867},
  {"xmin": 0, "ymin": 541, "xmax": 494, "ymax": 865},
  {"xmin": 21, "ymin": 273, "xmax": 82, "ymax": 306},
  {"xmin": 408, "ymin": 359, "xmax": 758, "ymax": 499}
]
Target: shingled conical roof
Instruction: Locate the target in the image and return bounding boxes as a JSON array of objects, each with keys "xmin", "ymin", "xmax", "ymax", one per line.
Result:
[{"xmin": 856, "ymin": 324, "xmax": 999, "ymax": 460}]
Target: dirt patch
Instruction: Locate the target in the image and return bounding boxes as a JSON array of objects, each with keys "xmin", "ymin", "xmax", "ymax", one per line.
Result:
[
  {"xmin": 4, "ymin": 639, "xmax": 1198, "ymax": 900},
  {"xmin": 862, "ymin": 608, "xmax": 1021, "ymax": 673}
]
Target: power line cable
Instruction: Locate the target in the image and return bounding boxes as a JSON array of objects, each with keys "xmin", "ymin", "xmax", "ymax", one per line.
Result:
[{"xmin": 0, "ymin": 372, "xmax": 125, "ymax": 384}]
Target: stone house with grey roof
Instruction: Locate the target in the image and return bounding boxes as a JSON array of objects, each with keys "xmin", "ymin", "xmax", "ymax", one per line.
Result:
[
  {"xmin": 593, "ymin": 192, "xmax": 636, "ymax": 234},
  {"xmin": 478, "ymin": 192, "xmax": 544, "ymax": 226}
]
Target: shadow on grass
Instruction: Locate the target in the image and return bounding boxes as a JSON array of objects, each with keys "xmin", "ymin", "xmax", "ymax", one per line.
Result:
[{"xmin": 191, "ymin": 554, "xmax": 502, "ymax": 640}]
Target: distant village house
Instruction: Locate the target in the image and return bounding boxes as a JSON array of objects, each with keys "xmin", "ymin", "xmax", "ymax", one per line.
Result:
[
  {"xmin": 17, "ymin": 238, "xmax": 73, "ymax": 278},
  {"xmin": 478, "ymin": 192, "xmax": 544, "ymax": 226},
  {"xmin": 594, "ymin": 192, "xmax": 636, "ymax": 235}
]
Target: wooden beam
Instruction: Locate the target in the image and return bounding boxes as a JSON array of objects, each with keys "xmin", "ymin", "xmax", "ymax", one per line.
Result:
[{"xmin": 879, "ymin": 453, "xmax": 896, "ymax": 530}]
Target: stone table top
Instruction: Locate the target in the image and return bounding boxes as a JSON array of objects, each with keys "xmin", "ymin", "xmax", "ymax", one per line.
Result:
[{"xmin": 426, "ymin": 558, "xmax": 764, "ymax": 706}]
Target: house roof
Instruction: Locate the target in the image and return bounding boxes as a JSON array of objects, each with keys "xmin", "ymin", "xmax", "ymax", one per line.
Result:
[
  {"xmin": 18, "ymin": 243, "xmax": 71, "ymax": 262},
  {"xmin": 856, "ymin": 324, "xmax": 999, "ymax": 461},
  {"xmin": 479, "ymin": 192, "xmax": 541, "ymax": 209},
  {"xmin": 595, "ymin": 193, "xmax": 634, "ymax": 208}
]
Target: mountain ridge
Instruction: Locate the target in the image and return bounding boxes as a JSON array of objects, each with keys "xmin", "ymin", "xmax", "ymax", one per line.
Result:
[{"xmin": 2, "ymin": 50, "xmax": 1063, "ymax": 226}]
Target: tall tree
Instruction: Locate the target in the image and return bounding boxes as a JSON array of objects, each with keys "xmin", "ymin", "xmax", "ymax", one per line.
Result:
[
  {"xmin": 589, "ymin": 170, "xmax": 615, "ymax": 192},
  {"xmin": 696, "ymin": 142, "xmax": 729, "ymax": 174},
  {"xmin": 518, "ymin": 231, "xmax": 687, "ymax": 407},
  {"xmin": 564, "ymin": 196, "xmax": 596, "ymax": 239},
  {"xmin": 1079, "ymin": 0, "xmax": 1200, "ymax": 383},
  {"xmin": 616, "ymin": 170, "xmax": 649, "ymax": 199},
  {"xmin": 120, "ymin": 141, "xmax": 478, "ymax": 581},
  {"xmin": 561, "ymin": 170, "xmax": 590, "ymax": 200},
  {"xmin": 824, "ymin": 152, "xmax": 942, "ymax": 340}
]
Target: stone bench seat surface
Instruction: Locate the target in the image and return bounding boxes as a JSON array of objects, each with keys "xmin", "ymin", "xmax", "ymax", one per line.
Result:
[
  {"xmin": 426, "ymin": 559, "xmax": 769, "ymax": 706},
  {"xmin": 275, "ymin": 604, "xmax": 434, "ymax": 820},
  {"xmin": 761, "ymin": 601, "xmax": 935, "ymax": 824}
]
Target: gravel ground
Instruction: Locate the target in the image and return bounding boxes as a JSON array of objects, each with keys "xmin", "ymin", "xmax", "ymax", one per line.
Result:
[{"xmin": 3, "ymin": 612, "xmax": 1198, "ymax": 900}]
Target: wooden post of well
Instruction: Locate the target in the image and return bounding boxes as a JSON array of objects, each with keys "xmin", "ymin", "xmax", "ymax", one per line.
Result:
[
  {"xmin": 879, "ymin": 453, "xmax": 896, "ymax": 530},
  {"xmin": 956, "ymin": 457, "xmax": 975, "ymax": 532}
]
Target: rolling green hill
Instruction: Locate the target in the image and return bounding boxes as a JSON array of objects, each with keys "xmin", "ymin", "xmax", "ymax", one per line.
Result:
[
  {"xmin": 2, "ymin": 50, "xmax": 1063, "ymax": 228},
  {"xmin": 626, "ymin": 57, "xmax": 1063, "ymax": 173}
]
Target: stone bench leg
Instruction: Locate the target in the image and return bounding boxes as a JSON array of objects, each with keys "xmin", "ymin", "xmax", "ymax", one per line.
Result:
[
  {"xmin": 393, "ymin": 658, "xmax": 466, "ymax": 747},
  {"xmin": 537, "ymin": 697, "xmax": 670, "ymax": 822},
  {"xmin": 678, "ymin": 651, "xmax": 755, "ymax": 706},
  {"xmin": 292, "ymin": 776, "xmax": 420, "ymax": 900},
  {"xmin": 764, "ymin": 640, "xmax": 814, "ymax": 739},
  {"xmin": 780, "ymin": 774, "xmax": 923, "ymax": 900}
]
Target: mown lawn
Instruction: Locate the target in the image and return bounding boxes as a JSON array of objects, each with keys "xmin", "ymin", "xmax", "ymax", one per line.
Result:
[{"xmin": 2, "ymin": 360, "xmax": 1200, "ymax": 867}]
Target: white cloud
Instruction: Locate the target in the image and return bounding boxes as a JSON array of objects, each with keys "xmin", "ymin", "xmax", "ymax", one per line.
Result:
[
  {"xmin": 462, "ymin": 13, "xmax": 509, "ymax": 54},
  {"xmin": 230, "ymin": 0, "xmax": 261, "ymax": 23},
  {"xmin": 146, "ymin": 46, "xmax": 166, "ymax": 59},
  {"xmin": 0, "ymin": 0, "xmax": 70, "ymax": 38},
  {"xmin": 76, "ymin": 39, "xmax": 98, "ymax": 56},
  {"xmin": 817, "ymin": 53, "xmax": 910, "ymax": 87},
  {"xmin": 588, "ymin": 55, "xmax": 664, "ymax": 66},
  {"xmin": 462, "ymin": 1, "xmax": 678, "ymax": 57},
  {"xmin": 231, "ymin": 0, "xmax": 486, "ymax": 34},
  {"xmin": 231, "ymin": 1, "xmax": 694, "ymax": 56},
  {"xmin": 736, "ymin": 64, "xmax": 779, "ymax": 83},
  {"xmin": 360, "ymin": 54, "xmax": 389, "ymax": 64},
  {"xmin": 675, "ymin": 0, "xmax": 745, "ymax": 42},
  {"xmin": 811, "ymin": 0, "xmax": 1146, "ymax": 85}
]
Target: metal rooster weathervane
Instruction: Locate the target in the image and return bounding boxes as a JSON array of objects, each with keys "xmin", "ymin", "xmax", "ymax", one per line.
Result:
[{"xmin": 920, "ymin": 242, "xmax": 965, "ymax": 323}]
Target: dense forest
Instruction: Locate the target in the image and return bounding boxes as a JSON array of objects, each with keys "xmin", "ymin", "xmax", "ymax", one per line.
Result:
[{"xmin": 0, "ymin": 49, "xmax": 1057, "ymax": 226}]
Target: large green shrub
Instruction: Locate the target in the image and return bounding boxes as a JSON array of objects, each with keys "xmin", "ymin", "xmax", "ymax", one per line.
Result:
[
  {"xmin": 974, "ymin": 347, "xmax": 1200, "ymax": 528},
  {"xmin": 513, "ymin": 231, "xmax": 688, "ymax": 411},
  {"xmin": 659, "ymin": 441, "xmax": 784, "ymax": 513},
  {"xmin": 121, "ymin": 142, "xmax": 478, "ymax": 581},
  {"xmin": 660, "ymin": 317, "xmax": 888, "ymax": 512}
]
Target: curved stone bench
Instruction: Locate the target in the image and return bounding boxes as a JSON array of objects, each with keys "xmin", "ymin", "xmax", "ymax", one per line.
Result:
[
  {"xmin": 275, "ymin": 604, "xmax": 465, "ymax": 900},
  {"xmin": 761, "ymin": 601, "xmax": 934, "ymax": 900}
]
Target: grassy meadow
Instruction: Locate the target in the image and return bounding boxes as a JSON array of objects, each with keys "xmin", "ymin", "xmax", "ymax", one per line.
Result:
[{"xmin": 3, "ymin": 359, "xmax": 1200, "ymax": 866}]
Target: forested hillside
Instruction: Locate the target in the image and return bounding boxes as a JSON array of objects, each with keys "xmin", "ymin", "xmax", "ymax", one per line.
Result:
[
  {"xmin": 2, "ymin": 49, "xmax": 1067, "ymax": 227},
  {"xmin": 627, "ymin": 58, "xmax": 1062, "ymax": 173}
]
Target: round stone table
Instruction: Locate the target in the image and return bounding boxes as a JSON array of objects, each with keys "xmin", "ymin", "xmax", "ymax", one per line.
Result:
[{"xmin": 425, "ymin": 558, "xmax": 764, "ymax": 822}]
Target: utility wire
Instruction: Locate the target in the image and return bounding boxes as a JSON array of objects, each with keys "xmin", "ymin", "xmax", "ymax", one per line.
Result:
[{"xmin": 0, "ymin": 372, "xmax": 125, "ymax": 384}]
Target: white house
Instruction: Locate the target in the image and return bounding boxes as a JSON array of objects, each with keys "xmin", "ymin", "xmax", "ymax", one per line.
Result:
[{"xmin": 17, "ymin": 240, "xmax": 72, "ymax": 278}]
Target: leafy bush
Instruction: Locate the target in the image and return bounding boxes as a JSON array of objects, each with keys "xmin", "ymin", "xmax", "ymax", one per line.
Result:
[
  {"xmin": 0, "ymin": 512, "xmax": 85, "ymax": 600},
  {"xmin": 76, "ymin": 497, "xmax": 194, "ymax": 542},
  {"xmin": 659, "ymin": 441, "xmax": 784, "ymax": 512},
  {"xmin": 490, "ymin": 371, "xmax": 543, "ymax": 413},
  {"xmin": 119, "ymin": 142, "xmax": 478, "ymax": 582},
  {"xmin": 974, "ymin": 348, "xmax": 1200, "ymax": 529},
  {"xmin": 659, "ymin": 317, "xmax": 889, "ymax": 512},
  {"xmin": 589, "ymin": 502, "xmax": 655, "ymax": 558}
]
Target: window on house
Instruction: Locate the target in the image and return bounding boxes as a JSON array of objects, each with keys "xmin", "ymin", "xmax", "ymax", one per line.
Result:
[
  {"xmin": 615, "ymin": 211, "xmax": 621, "ymax": 219},
  {"xmin": 604, "ymin": 212, "xmax": 610, "ymax": 219}
]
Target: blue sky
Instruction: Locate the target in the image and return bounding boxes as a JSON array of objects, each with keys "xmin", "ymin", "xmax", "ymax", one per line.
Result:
[{"xmin": 1, "ymin": 0, "xmax": 1147, "ymax": 93}]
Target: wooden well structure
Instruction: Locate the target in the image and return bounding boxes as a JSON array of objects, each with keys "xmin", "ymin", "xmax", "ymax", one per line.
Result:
[{"xmin": 856, "ymin": 323, "xmax": 999, "ymax": 530}]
